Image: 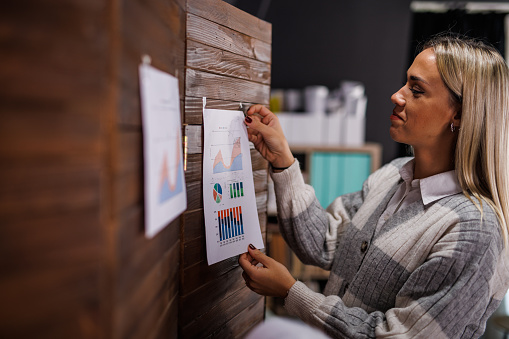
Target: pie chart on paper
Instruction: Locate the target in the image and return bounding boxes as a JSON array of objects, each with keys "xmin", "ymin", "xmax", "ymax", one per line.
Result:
[{"xmin": 213, "ymin": 183, "xmax": 222, "ymax": 203}]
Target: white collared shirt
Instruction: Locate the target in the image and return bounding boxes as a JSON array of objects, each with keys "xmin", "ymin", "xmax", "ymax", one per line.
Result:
[{"xmin": 376, "ymin": 159, "xmax": 463, "ymax": 232}]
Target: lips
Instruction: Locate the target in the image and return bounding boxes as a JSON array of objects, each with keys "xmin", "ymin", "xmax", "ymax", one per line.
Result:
[{"xmin": 391, "ymin": 110, "xmax": 404, "ymax": 121}]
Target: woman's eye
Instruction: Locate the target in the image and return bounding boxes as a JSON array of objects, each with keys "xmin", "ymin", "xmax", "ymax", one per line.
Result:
[{"xmin": 410, "ymin": 88, "xmax": 424, "ymax": 95}]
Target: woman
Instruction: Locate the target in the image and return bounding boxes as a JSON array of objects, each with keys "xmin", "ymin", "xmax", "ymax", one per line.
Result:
[{"xmin": 239, "ymin": 35, "xmax": 509, "ymax": 338}]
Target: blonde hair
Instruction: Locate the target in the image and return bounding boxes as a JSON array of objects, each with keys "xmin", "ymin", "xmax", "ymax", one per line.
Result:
[{"xmin": 423, "ymin": 35, "xmax": 509, "ymax": 245}]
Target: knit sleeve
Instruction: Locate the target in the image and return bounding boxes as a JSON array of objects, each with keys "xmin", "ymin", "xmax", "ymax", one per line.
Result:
[
  {"xmin": 270, "ymin": 159, "xmax": 368, "ymax": 270},
  {"xmin": 284, "ymin": 217, "xmax": 509, "ymax": 338}
]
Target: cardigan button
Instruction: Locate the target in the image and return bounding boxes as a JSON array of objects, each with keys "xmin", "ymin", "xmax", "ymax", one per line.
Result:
[{"xmin": 360, "ymin": 241, "xmax": 369, "ymax": 253}]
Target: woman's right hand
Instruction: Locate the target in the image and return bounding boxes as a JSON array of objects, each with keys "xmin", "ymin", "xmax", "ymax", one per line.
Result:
[{"xmin": 244, "ymin": 105, "xmax": 294, "ymax": 169}]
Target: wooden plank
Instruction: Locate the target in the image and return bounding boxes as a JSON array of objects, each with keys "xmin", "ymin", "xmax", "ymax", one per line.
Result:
[
  {"xmin": 149, "ymin": 294, "xmax": 178, "ymax": 339},
  {"xmin": 180, "ymin": 265, "xmax": 245, "ymax": 324},
  {"xmin": 185, "ymin": 125, "xmax": 202, "ymax": 154},
  {"xmin": 187, "ymin": 0, "xmax": 272, "ymax": 43},
  {"xmin": 184, "ymin": 97, "xmax": 265, "ymax": 125},
  {"xmin": 184, "ymin": 153, "xmax": 202, "ymax": 183},
  {"xmin": 115, "ymin": 169, "xmax": 143, "ymax": 213},
  {"xmin": 180, "ymin": 256, "xmax": 238, "ymax": 296},
  {"xmin": 185, "ymin": 180, "xmax": 202, "ymax": 210},
  {"xmin": 182, "ymin": 235, "xmax": 206, "ymax": 268},
  {"xmin": 0, "ymin": 213, "xmax": 102, "ymax": 338},
  {"xmin": 180, "ymin": 285, "xmax": 263, "ymax": 338},
  {"xmin": 211, "ymin": 297, "xmax": 265, "ymax": 338},
  {"xmin": 116, "ymin": 209, "xmax": 180, "ymax": 299},
  {"xmin": 187, "ymin": 40, "xmax": 270, "ymax": 85},
  {"xmin": 186, "ymin": 69, "xmax": 270, "ymax": 104},
  {"xmin": 181, "ymin": 208, "xmax": 205, "ymax": 243},
  {"xmin": 119, "ymin": 0, "xmax": 186, "ymax": 126},
  {"xmin": 0, "ymin": 166, "xmax": 100, "ymax": 218},
  {"xmin": 187, "ymin": 13, "xmax": 271, "ymax": 63},
  {"xmin": 0, "ymin": 2, "xmax": 109, "ymax": 101},
  {"xmin": 0, "ymin": 108, "xmax": 101, "ymax": 169},
  {"xmin": 115, "ymin": 241, "xmax": 179, "ymax": 339},
  {"xmin": 117, "ymin": 128, "xmax": 143, "ymax": 172}
]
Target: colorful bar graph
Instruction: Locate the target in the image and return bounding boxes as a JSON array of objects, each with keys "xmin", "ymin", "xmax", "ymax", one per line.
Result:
[
  {"xmin": 229, "ymin": 182, "xmax": 244, "ymax": 199},
  {"xmin": 217, "ymin": 206, "xmax": 245, "ymax": 241}
]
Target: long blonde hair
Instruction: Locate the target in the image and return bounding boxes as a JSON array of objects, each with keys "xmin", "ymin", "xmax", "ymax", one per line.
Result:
[{"xmin": 424, "ymin": 35, "xmax": 509, "ymax": 245}]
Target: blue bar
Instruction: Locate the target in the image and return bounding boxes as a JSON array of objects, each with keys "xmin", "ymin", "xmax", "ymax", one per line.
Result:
[
  {"xmin": 240, "ymin": 182, "xmax": 244, "ymax": 196},
  {"xmin": 218, "ymin": 211, "xmax": 222, "ymax": 240},
  {"xmin": 240, "ymin": 208, "xmax": 244, "ymax": 235},
  {"xmin": 232, "ymin": 209, "xmax": 237, "ymax": 236},
  {"xmin": 227, "ymin": 211, "xmax": 231, "ymax": 239}
]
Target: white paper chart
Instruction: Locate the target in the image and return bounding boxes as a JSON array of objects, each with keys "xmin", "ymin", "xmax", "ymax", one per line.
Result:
[
  {"xmin": 139, "ymin": 63, "xmax": 187, "ymax": 238},
  {"xmin": 203, "ymin": 103, "xmax": 264, "ymax": 265}
]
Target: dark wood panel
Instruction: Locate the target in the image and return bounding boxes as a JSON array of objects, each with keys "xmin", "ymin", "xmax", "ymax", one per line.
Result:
[
  {"xmin": 0, "ymin": 212, "xmax": 103, "ymax": 338},
  {"xmin": 184, "ymin": 153, "xmax": 202, "ymax": 183},
  {"xmin": 116, "ymin": 209, "xmax": 180, "ymax": 299},
  {"xmin": 186, "ymin": 69, "xmax": 270, "ymax": 104},
  {"xmin": 182, "ymin": 234, "xmax": 206, "ymax": 268},
  {"xmin": 187, "ymin": 13, "xmax": 271, "ymax": 63},
  {"xmin": 185, "ymin": 180, "xmax": 202, "ymax": 210},
  {"xmin": 116, "ymin": 241, "xmax": 179, "ymax": 339},
  {"xmin": 181, "ymin": 208, "xmax": 205, "ymax": 243},
  {"xmin": 180, "ymin": 256, "xmax": 238, "ymax": 296},
  {"xmin": 212, "ymin": 298, "xmax": 265, "ymax": 338},
  {"xmin": 187, "ymin": 0, "xmax": 271, "ymax": 43},
  {"xmin": 187, "ymin": 40, "xmax": 270, "ymax": 85},
  {"xmin": 180, "ymin": 265, "xmax": 245, "ymax": 324},
  {"xmin": 180, "ymin": 285, "xmax": 263, "ymax": 338},
  {"xmin": 0, "ymin": 167, "xmax": 100, "ymax": 219},
  {"xmin": 0, "ymin": 2, "xmax": 109, "ymax": 101},
  {"xmin": 149, "ymin": 294, "xmax": 179, "ymax": 339},
  {"xmin": 119, "ymin": 0, "xmax": 186, "ymax": 126},
  {"xmin": 0, "ymin": 107, "xmax": 101, "ymax": 169},
  {"xmin": 118, "ymin": 128, "xmax": 143, "ymax": 172},
  {"xmin": 115, "ymin": 169, "xmax": 143, "ymax": 214}
]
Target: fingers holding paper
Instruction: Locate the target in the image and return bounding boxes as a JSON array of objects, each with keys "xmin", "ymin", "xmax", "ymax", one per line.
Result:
[
  {"xmin": 244, "ymin": 105, "xmax": 294, "ymax": 169},
  {"xmin": 238, "ymin": 244, "xmax": 296, "ymax": 298}
]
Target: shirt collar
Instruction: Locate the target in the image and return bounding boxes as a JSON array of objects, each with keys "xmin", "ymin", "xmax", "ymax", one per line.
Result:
[{"xmin": 399, "ymin": 158, "xmax": 463, "ymax": 206}]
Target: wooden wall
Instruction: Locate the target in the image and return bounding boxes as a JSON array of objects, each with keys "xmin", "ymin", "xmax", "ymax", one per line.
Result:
[
  {"xmin": 180, "ymin": 1, "xmax": 271, "ymax": 337},
  {"xmin": 0, "ymin": 0, "xmax": 270, "ymax": 338}
]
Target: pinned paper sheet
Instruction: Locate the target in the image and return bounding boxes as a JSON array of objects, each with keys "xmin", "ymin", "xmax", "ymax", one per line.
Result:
[
  {"xmin": 139, "ymin": 61, "xmax": 187, "ymax": 238},
  {"xmin": 203, "ymin": 100, "xmax": 264, "ymax": 265}
]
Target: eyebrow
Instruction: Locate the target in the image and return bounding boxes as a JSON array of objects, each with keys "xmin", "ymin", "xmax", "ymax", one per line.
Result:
[{"xmin": 409, "ymin": 75, "xmax": 430, "ymax": 85}]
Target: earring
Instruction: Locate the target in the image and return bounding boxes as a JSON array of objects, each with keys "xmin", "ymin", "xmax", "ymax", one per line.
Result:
[{"xmin": 450, "ymin": 123, "xmax": 455, "ymax": 132}]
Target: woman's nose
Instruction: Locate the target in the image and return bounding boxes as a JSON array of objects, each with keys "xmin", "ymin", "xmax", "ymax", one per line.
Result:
[{"xmin": 391, "ymin": 87, "xmax": 406, "ymax": 106}]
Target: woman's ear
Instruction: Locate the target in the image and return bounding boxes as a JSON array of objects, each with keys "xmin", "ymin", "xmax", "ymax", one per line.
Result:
[{"xmin": 453, "ymin": 107, "xmax": 462, "ymax": 127}]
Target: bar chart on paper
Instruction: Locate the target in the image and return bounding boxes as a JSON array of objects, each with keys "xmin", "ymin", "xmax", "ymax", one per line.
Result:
[
  {"xmin": 217, "ymin": 206, "xmax": 244, "ymax": 242},
  {"xmin": 203, "ymin": 107, "xmax": 264, "ymax": 265}
]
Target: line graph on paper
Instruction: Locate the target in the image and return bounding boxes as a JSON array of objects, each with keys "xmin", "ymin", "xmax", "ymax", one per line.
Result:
[
  {"xmin": 209, "ymin": 128, "xmax": 243, "ymax": 174},
  {"xmin": 158, "ymin": 137, "xmax": 184, "ymax": 204}
]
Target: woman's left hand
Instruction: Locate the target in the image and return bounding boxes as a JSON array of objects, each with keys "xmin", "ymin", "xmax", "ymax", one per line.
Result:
[{"xmin": 238, "ymin": 245, "xmax": 296, "ymax": 298}]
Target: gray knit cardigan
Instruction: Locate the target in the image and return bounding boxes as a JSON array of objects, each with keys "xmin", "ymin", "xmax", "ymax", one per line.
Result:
[{"xmin": 271, "ymin": 157, "xmax": 509, "ymax": 338}]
